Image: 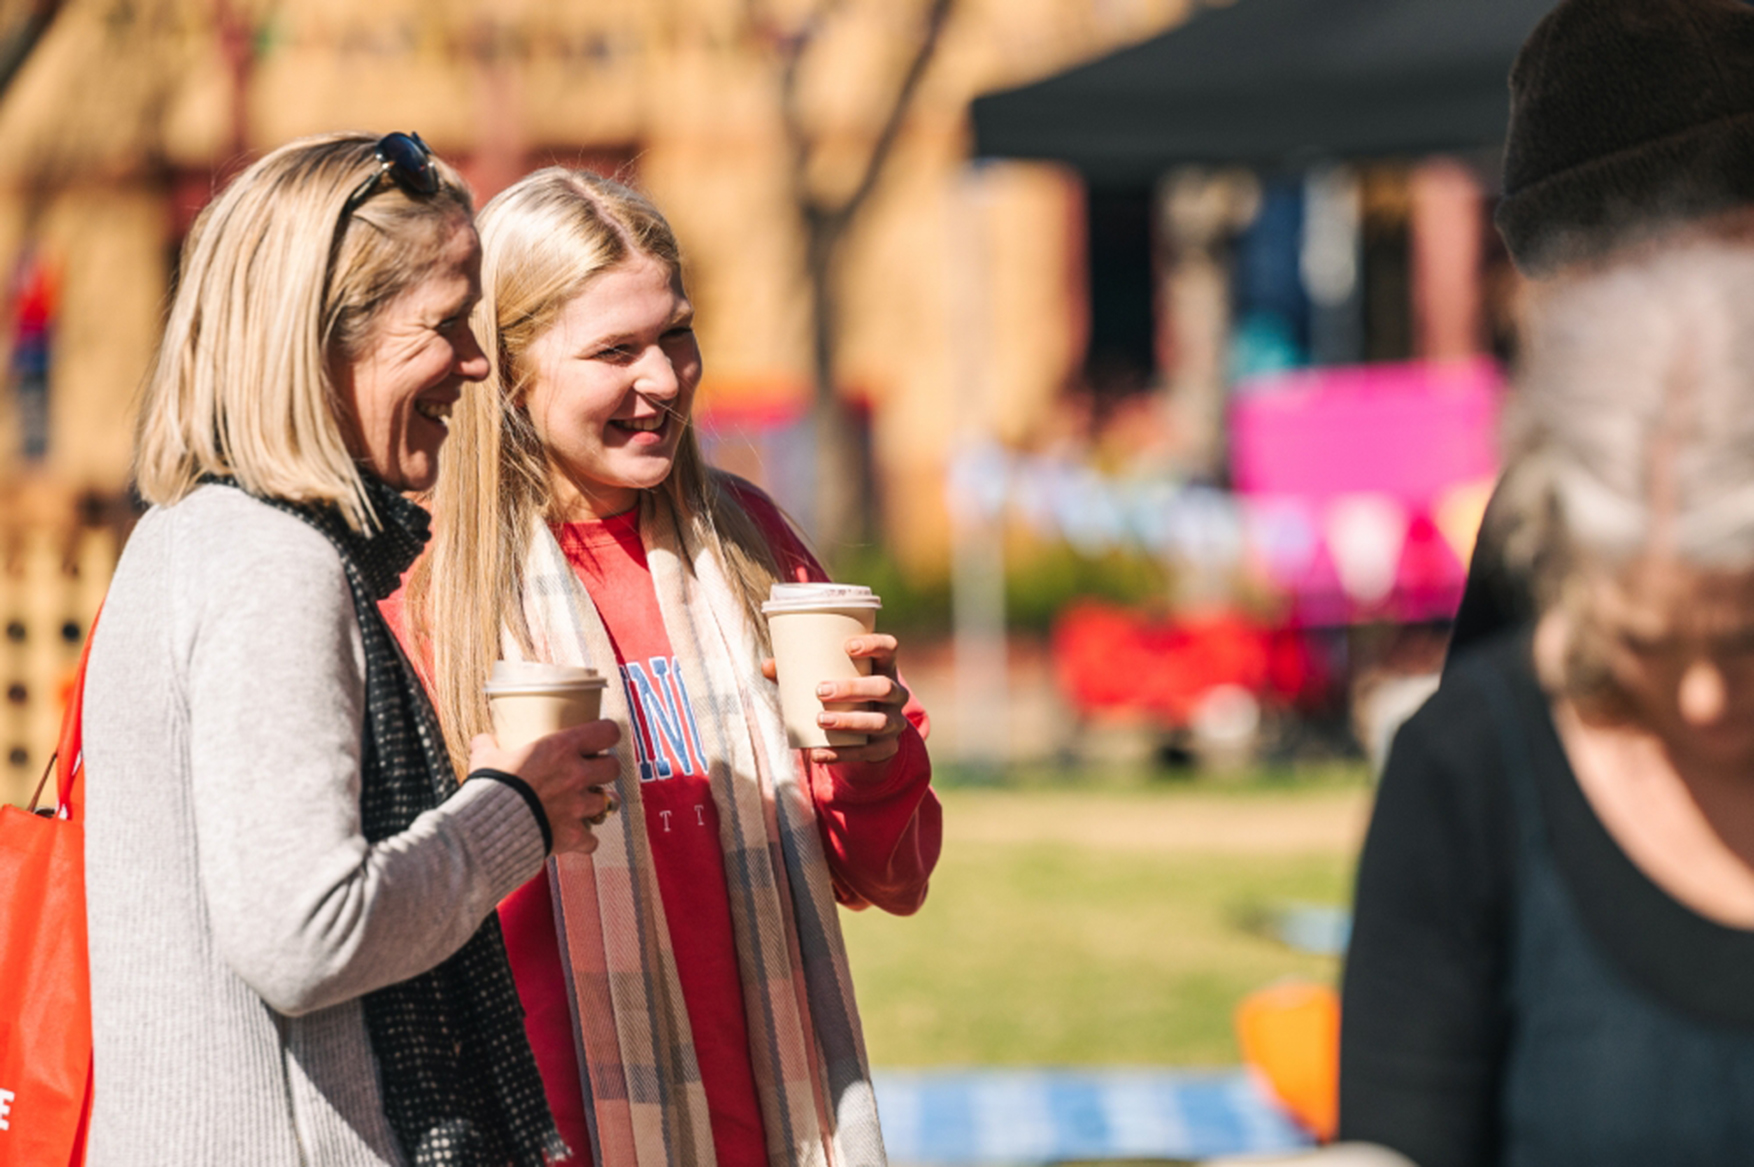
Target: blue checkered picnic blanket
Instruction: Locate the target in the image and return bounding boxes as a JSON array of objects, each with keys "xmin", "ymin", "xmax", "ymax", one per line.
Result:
[{"xmin": 872, "ymin": 1067, "xmax": 1313, "ymax": 1165}]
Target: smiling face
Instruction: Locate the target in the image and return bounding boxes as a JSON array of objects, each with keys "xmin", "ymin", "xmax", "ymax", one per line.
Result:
[
  {"xmin": 335, "ymin": 220, "xmax": 488, "ymax": 492},
  {"xmin": 520, "ymin": 253, "xmax": 702, "ymax": 521}
]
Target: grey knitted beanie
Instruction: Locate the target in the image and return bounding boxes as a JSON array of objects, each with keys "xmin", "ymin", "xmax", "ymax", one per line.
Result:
[{"xmin": 1496, "ymin": 0, "xmax": 1754, "ymax": 275}]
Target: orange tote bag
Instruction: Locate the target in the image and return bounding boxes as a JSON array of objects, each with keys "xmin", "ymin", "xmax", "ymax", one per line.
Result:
[{"xmin": 0, "ymin": 623, "xmax": 98, "ymax": 1167}]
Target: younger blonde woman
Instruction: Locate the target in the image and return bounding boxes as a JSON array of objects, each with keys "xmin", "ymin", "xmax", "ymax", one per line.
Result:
[{"xmin": 401, "ymin": 169, "xmax": 939, "ymax": 1167}]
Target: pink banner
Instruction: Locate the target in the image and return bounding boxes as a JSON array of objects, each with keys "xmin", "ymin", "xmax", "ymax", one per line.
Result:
[
  {"xmin": 1228, "ymin": 358, "xmax": 1503, "ymax": 622},
  {"xmin": 1230, "ymin": 357, "xmax": 1501, "ymax": 504}
]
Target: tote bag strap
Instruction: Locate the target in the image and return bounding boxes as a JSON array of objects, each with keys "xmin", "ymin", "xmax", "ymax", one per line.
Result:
[{"xmin": 27, "ymin": 604, "xmax": 100, "ymax": 823}]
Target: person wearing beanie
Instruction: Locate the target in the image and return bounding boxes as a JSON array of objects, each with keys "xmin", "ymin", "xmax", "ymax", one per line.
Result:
[
  {"xmin": 1344, "ymin": 236, "xmax": 1754, "ymax": 1167},
  {"xmin": 1341, "ymin": 4, "xmax": 1754, "ymax": 1165},
  {"xmin": 1448, "ymin": 0, "xmax": 1754, "ymax": 662},
  {"xmin": 1495, "ymin": 0, "xmax": 1754, "ymax": 276}
]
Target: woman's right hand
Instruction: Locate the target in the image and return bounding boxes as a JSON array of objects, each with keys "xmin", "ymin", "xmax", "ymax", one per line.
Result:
[{"xmin": 469, "ymin": 721, "xmax": 620, "ymax": 854}]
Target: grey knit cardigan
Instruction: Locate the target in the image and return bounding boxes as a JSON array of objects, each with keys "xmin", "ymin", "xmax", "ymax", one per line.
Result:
[{"xmin": 81, "ymin": 485, "xmax": 547, "ymax": 1165}]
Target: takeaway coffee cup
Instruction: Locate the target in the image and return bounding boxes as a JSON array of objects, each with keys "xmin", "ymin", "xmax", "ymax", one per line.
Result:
[
  {"xmin": 761, "ymin": 583, "xmax": 882, "ymax": 749},
  {"xmin": 484, "ymin": 660, "xmax": 609, "ymax": 750}
]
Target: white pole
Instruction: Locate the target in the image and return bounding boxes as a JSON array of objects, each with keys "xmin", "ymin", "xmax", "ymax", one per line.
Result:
[{"xmin": 948, "ymin": 163, "xmax": 1007, "ymax": 769}]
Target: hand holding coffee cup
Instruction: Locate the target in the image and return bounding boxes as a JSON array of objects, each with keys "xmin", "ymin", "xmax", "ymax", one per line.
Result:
[
  {"xmin": 469, "ymin": 720, "xmax": 618, "ymax": 855},
  {"xmin": 476, "ymin": 661, "xmax": 619, "ymax": 854},
  {"xmin": 485, "ymin": 661, "xmax": 609, "ymax": 748},
  {"xmin": 761, "ymin": 584, "xmax": 911, "ymax": 765}
]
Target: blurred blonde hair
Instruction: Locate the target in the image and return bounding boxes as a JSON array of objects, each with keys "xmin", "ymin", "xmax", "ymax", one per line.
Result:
[
  {"xmin": 134, "ymin": 132, "xmax": 474, "ymax": 531},
  {"xmin": 409, "ymin": 167, "xmax": 782, "ymax": 774},
  {"xmin": 1496, "ymin": 236, "xmax": 1754, "ymax": 706}
]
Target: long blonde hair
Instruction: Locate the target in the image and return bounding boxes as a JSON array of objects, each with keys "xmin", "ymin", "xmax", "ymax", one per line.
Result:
[
  {"xmin": 134, "ymin": 132, "xmax": 474, "ymax": 531},
  {"xmin": 410, "ymin": 168, "xmax": 782, "ymax": 774}
]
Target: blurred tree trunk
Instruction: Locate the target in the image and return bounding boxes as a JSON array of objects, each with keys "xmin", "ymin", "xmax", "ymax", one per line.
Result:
[
  {"xmin": 745, "ymin": 0, "xmax": 954, "ymax": 561},
  {"xmin": 0, "ymin": 0, "xmax": 63, "ymax": 102}
]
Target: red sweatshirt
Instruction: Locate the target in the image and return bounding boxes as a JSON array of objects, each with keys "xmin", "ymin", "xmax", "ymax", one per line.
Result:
[{"xmin": 389, "ymin": 489, "xmax": 939, "ymax": 1167}]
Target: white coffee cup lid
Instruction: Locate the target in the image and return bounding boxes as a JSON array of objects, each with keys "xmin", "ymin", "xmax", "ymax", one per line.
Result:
[
  {"xmin": 484, "ymin": 659, "xmax": 607, "ymax": 695},
  {"xmin": 760, "ymin": 582, "xmax": 882, "ymax": 615}
]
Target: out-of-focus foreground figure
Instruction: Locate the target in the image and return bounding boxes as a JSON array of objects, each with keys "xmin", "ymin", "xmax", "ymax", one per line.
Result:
[
  {"xmin": 1342, "ymin": 238, "xmax": 1754, "ymax": 1165},
  {"xmin": 1450, "ymin": 0, "xmax": 1754, "ymax": 658}
]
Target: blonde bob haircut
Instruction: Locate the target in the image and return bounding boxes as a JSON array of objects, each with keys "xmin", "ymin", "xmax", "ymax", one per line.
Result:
[
  {"xmin": 134, "ymin": 131, "xmax": 474, "ymax": 531},
  {"xmin": 410, "ymin": 168, "xmax": 783, "ymax": 775}
]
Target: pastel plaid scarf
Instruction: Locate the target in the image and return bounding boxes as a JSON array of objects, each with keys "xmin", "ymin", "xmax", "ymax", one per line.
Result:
[{"xmin": 512, "ymin": 493, "xmax": 886, "ymax": 1167}]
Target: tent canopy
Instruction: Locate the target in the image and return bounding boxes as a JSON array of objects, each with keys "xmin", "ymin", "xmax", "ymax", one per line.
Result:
[{"xmin": 970, "ymin": 0, "xmax": 1557, "ymax": 184}]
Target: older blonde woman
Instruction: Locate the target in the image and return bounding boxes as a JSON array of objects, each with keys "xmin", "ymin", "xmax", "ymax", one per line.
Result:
[
  {"xmin": 83, "ymin": 133, "xmax": 616, "ymax": 1166},
  {"xmin": 400, "ymin": 169, "xmax": 939, "ymax": 1167},
  {"xmin": 1341, "ymin": 237, "xmax": 1754, "ymax": 1165}
]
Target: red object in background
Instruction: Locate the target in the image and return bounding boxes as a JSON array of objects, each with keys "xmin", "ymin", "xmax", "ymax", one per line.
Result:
[
  {"xmin": 1051, "ymin": 600, "xmax": 1321, "ymax": 725},
  {"xmin": 13, "ymin": 257, "xmax": 57, "ymax": 334},
  {"xmin": 1393, "ymin": 511, "xmax": 1466, "ymax": 615}
]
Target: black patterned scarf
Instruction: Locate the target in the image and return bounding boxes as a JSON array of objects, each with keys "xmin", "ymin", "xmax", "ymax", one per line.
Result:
[{"xmin": 218, "ymin": 475, "xmax": 567, "ymax": 1166}]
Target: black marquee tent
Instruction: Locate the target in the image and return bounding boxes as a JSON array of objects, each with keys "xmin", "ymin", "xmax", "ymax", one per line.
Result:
[{"xmin": 970, "ymin": 0, "xmax": 1560, "ymax": 183}]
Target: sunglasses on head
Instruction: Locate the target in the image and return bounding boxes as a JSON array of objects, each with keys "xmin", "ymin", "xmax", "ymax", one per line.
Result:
[{"xmin": 338, "ymin": 131, "xmax": 439, "ymax": 226}]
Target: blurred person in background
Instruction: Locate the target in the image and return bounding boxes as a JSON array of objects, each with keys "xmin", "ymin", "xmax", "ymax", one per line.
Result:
[
  {"xmin": 84, "ymin": 132, "xmax": 616, "ymax": 1166},
  {"xmin": 1449, "ymin": 0, "xmax": 1754, "ymax": 663},
  {"xmin": 400, "ymin": 168, "xmax": 940, "ymax": 1167},
  {"xmin": 1341, "ymin": 236, "xmax": 1754, "ymax": 1165}
]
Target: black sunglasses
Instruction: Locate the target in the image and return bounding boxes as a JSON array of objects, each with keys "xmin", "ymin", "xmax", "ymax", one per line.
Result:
[{"xmin": 338, "ymin": 131, "xmax": 439, "ymax": 225}]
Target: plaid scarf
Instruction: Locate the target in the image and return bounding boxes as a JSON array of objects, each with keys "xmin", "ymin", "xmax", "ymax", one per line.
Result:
[
  {"xmin": 514, "ymin": 493, "xmax": 886, "ymax": 1167},
  {"xmin": 227, "ymin": 478, "xmax": 567, "ymax": 1167}
]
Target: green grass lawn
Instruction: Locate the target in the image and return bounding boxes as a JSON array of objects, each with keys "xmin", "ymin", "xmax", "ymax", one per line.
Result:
[{"xmin": 840, "ymin": 777, "xmax": 1366, "ymax": 1067}]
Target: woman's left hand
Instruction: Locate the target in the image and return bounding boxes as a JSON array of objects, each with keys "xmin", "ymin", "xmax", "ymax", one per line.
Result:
[{"xmin": 761, "ymin": 633, "xmax": 911, "ymax": 766}]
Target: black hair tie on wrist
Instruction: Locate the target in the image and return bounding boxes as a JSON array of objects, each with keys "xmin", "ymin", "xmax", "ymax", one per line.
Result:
[{"xmin": 471, "ymin": 768, "xmax": 552, "ymax": 855}]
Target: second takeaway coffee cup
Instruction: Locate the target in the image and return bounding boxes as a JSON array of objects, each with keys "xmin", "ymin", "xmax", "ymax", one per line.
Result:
[
  {"xmin": 484, "ymin": 660, "xmax": 609, "ymax": 750},
  {"xmin": 761, "ymin": 583, "xmax": 882, "ymax": 749}
]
